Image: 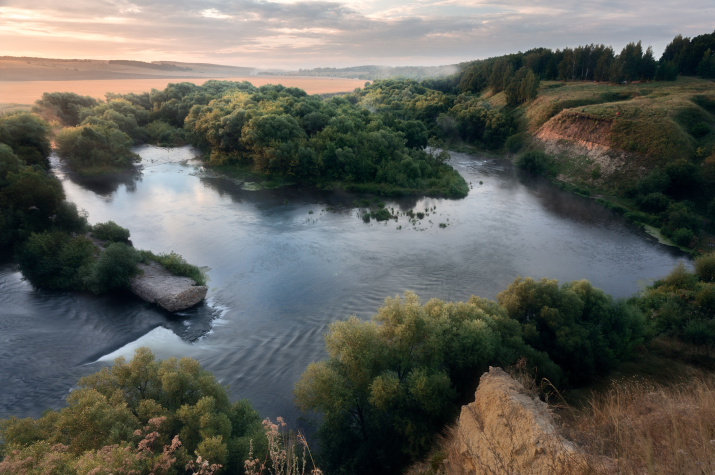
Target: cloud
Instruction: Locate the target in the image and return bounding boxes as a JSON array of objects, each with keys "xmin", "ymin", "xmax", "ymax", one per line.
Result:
[{"xmin": 0, "ymin": 0, "xmax": 713, "ymax": 68}]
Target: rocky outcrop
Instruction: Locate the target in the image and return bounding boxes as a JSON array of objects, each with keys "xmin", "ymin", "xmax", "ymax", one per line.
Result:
[
  {"xmin": 535, "ymin": 110, "xmax": 646, "ymax": 184},
  {"xmin": 129, "ymin": 261, "xmax": 207, "ymax": 312},
  {"xmin": 536, "ymin": 110, "xmax": 613, "ymax": 150},
  {"xmin": 448, "ymin": 367, "xmax": 585, "ymax": 475}
]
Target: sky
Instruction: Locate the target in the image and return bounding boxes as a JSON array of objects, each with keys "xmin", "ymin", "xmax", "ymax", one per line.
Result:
[{"xmin": 1, "ymin": 0, "xmax": 713, "ymax": 69}]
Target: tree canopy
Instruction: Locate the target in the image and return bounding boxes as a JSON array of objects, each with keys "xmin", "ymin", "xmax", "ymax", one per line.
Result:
[{"xmin": 0, "ymin": 348, "xmax": 265, "ymax": 474}]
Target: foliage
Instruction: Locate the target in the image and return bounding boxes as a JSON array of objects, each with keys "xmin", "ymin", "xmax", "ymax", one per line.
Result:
[
  {"xmin": 0, "ymin": 112, "xmax": 52, "ymax": 170},
  {"xmin": 661, "ymin": 31, "xmax": 715, "ymax": 77},
  {"xmin": 140, "ymin": 250, "xmax": 207, "ymax": 286},
  {"xmin": 504, "ymin": 67, "xmax": 539, "ymax": 106},
  {"xmin": 456, "ymin": 41, "xmax": 656, "ymax": 98},
  {"xmin": 184, "ymin": 84, "xmax": 467, "ymax": 197},
  {"xmin": 91, "ymin": 220, "xmax": 131, "ymax": 243},
  {"xmin": 17, "ymin": 231, "xmax": 96, "ymax": 290},
  {"xmin": 636, "ymin": 259, "xmax": 715, "ymax": 347},
  {"xmin": 295, "ymin": 291, "xmax": 559, "ymax": 473},
  {"xmin": 55, "ymin": 122, "xmax": 139, "ymax": 173},
  {"xmin": 497, "ymin": 277, "xmax": 646, "ymax": 385},
  {"xmin": 0, "ymin": 150, "xmax": 78, "ymax": 249},
  {"xmin": 33, "ymin": 92, "xmax": 99, "ymax": 126},
  {"xmin": 83, "ymin": 242, "xmax": 140, "ymax": 294},
  {"xmin": 517, "ymin": 150, "xmax": 556, "ymax": 176},
  {"xmin": 0, "ymin": 348, "xmax": 265, "ymax": 474},
  {"xmin": 695, "ymin": 253, "xmax": 715, "ymax": 282}
]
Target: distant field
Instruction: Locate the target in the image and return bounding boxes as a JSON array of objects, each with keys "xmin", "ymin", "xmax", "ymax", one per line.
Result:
[{"xmin": 0, "ymin": 76, "xmax": 367, "ymax": 105}]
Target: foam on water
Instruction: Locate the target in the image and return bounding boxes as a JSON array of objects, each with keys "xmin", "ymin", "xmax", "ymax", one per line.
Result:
[{"xmin": 93, "ymin": 327, "xmax": 195, "ymax": 363}]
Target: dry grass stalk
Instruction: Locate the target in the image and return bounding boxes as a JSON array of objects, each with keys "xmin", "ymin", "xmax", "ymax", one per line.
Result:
[{"xmin": 562, "ymin": 374, "xmax": 715, "ymax": 474}]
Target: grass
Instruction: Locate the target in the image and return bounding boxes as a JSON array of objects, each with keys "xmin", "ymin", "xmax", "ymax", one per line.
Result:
[
  {"xmin": 405, "ymin": 339, "xmax": 715, "ymax": 475},
  {"xmin": 139, "ymin": 250, "xmax": 207, "ymax": 286},
  {"xmin": 245, "ymin": 417, "xmax": 322, "ymax": 475},
  {"xmin": 562, "ymin": 372, "xmax": 715, "ymax": 474},
  {"xmin": 524, "ymin": 77, "xmax": 715, "ymax": 165}
]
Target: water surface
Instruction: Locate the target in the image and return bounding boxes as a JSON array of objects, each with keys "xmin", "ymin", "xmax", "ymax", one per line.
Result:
[{"xmin": 0, "ymin": 146, "xmax": 686, "ymax": 423}]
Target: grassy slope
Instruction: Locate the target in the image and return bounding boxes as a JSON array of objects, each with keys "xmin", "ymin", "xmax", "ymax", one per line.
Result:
[
  {"xmin": 495, "ymin": 77, "xmax": 715, "ymax": 250},
  {"xmin": 518, "ymin": 78, "xmax": 715, "ymax": 184}
]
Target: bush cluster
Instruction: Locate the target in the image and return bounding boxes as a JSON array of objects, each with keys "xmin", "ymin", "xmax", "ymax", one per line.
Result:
[
  {"xmin": 0, "ymin": 348, "xmax": 265, "ymax": 474},
  {"xmin": 295, "ymin": 275, "xmax": 647, "ymax": 473}
]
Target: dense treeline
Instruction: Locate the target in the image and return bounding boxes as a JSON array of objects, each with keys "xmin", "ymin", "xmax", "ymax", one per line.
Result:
[
  {"xmin": 295, "ymin": 256, "xmax": 715, "ymax": 474},
  {"xmin": 184, "ymin": 85, "xmax": 467, "ymax": 196},
  {"xmin": 453, "ymin": 31, "xmax": 715, "ymax": 97},
  {"xmin": 455, "ymin": 41, "xmax": 657, "ymax": 96},
  {"xmin": 661, "ymin": 31, "xmax": 715, "ymax": 79},
  {"xmin": 34, "ymin": 83, "xmax": 468, "ymax": 197}
]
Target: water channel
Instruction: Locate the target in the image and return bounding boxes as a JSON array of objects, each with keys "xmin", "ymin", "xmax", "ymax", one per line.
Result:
[{"xmin": 0, "ymin": 146, "xmax": 687, "ymax": 423}]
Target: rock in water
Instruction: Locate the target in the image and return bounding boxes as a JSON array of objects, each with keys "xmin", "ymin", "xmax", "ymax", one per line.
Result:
[{"xmin": 129, "ymin": 261, "xmax": 207, "ymax": 312}]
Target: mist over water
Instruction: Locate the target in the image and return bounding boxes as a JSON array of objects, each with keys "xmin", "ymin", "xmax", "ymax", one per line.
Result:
[{"xmin": 0, "ymin": 146, "xmax": 687, "ymax": 423}]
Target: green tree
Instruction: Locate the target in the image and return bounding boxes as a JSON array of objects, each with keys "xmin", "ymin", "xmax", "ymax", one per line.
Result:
[
  {"xmin": 295, "ymin": 292, "xmax": 555, "ymax": 473},
  {"xmin": 0, "ymin": 112, "xmax": 51, "ymax": 169},
  {"xmin": 17, "ymin": 231, "xmax": 95, "ymax": 290},
  {"xmin": 83, "ymin": 242, "xmax": 140, "ymax": 294},
  {"xmin": 55, "ymin": 122, "xmax": 139, "ymax": 172},
  {"xmin": 33, "ymin": 91, "xmax": 99, "ymax": 126},
  {"xmin": 0, "ymin": 348, "xmax": 265, "ymax": 474},
  {"xmin": 497, "ymin": 277, "xmax": 645, "ymax": 385}
]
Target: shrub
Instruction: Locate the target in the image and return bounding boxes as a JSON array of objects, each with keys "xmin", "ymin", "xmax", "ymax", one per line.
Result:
[
  {"xmin": 682, "ymin": 319, "xmax": 715, "ymax": 346},
  {"xmin": 55, "ymin": 123, "xmax": 139, "ymax": 172},
  {"xmin": 0, "ymin": 112, "xmax": 52, "ymax": 170},
  {"xmin": 371, "ymin": 208, "xmax": 392, "ymax": 221},
  {"xmin": 84, "ymin": 242, "xmax": 140, "ymax": 293},
  {"xmin": 671, "ymin": 227, "xmax": 695, "ymax": 247},
  {"xmin": 505, "ymin": 133, "xmax": 525, "ymax": 153},
  {"xmin": 53, "ymin": 202, "xmax": 89, "ymax": 234},
  {"xmin": 517, "ymin": 151, "xmax": 555, "ymax": 176},
  {"xmin": 17, "ymin": 231, "xmax": 96, "ymax": 290},
  {"xmin": 695, "ymin": 252, "xmax": 715, "ymax": 282},
  {"xmin": 91, "ymin": 220, "xmax": 130, "ymax": 243},
  {"xmin": 658, "ymin": 261, "xmax": 700, "ymax": 290},
  {"xmin": 662, "ymin": 202, "xmax": 699, "ymax": 237},
  {"xmin": 635, "ymin": 192, "xmax": 671, "ymax": 213},
  {"xmin": 497, "ymin": 277, "xmax": 645, "ymax": 385},
  {"xmin": 708, "ymin": 198, "xmax": 715, "ymax": 219},
  {"xmin": 33, "ymin": 91, "xmax": 99, "ymax": 126}
]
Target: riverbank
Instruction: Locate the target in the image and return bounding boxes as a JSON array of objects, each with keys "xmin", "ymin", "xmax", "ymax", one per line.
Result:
[{"xmin": 454, "ymin": 77, "xmax": 715, "ymax": 255}]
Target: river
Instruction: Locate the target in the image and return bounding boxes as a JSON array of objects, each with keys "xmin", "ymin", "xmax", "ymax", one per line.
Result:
[{"xmin": 0, "ymin": 145, "xmax": 687, "ymax": 424}]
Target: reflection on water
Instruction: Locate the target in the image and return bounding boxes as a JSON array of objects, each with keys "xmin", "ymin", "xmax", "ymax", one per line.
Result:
[
  {"xmin": 51, "ymin": 156, "xmax": 143, "ymax": 197},
  {"xmin": 0, "ymin": 146, "xmax": 688, "ymax": 424}
]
